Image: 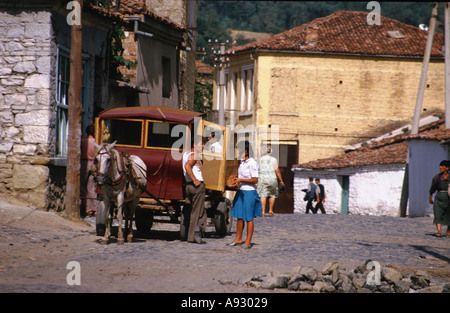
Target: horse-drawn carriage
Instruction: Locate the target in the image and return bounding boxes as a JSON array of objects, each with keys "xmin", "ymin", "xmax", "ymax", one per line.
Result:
[{"xmin": 93, "ymin": 106, "xmax": 239, "ymax": 243}]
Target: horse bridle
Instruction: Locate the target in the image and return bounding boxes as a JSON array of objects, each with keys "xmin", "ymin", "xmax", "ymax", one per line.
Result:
[{"xmin": 95, "ymin": 145, "xmax": 126, "ymax": 188}]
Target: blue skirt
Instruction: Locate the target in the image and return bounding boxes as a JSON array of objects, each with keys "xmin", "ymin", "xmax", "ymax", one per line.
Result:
[{"xmin": 231, "ymin": 190, "xmax": 262, "ymax": 221}]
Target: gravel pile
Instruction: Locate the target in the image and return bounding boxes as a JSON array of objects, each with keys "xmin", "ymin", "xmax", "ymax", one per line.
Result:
[{"xmin": 228, "ymin": 260, "xmax": 450, "ymax": 293}]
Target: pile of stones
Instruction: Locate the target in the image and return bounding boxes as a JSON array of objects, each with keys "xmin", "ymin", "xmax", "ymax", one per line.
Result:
[{"xmin": 230, "ymin": 261, "xmax": 450, "ymax": 293}]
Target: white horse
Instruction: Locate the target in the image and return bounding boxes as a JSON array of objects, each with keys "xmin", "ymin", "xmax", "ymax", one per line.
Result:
[{"xmin": 93, "ymin": 141, "xmax": 147, "ymax": 244}]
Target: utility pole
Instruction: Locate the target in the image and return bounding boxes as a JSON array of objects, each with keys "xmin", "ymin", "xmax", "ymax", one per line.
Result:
[
  {"xmin": 65, "ymin": 0, "xmax": 83, "ymax": 219},
  {"xmin": 209, "ymin": 39, "xmax": 235, "ymax": 126},
  {"xmin": 411, "ymin": 2, "xmax": 438, "ymax": 134},
  {"xmin": 445, "ymin": 3, "xmax": 450, "ymax": 128}
]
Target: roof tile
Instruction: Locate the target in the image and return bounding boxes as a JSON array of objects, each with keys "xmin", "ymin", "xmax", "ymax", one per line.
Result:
[
  {"xmin": 230, "ymin": 11, "xmax": 443, "ymax": 57},
  {"xmin": 294, "ymin": 115, "xmax": 450, "ymax": 170}
]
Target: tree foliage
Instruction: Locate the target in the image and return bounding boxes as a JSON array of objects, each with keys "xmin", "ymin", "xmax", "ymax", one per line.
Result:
[{"xmin": 194, "ymin": 75, "xmax": 213, "ymax": 113}]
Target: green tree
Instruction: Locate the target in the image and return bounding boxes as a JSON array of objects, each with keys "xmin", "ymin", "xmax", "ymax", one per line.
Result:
[{"xmin": 194, "ymin": 74, "xmax": 213, "ymax": 113}]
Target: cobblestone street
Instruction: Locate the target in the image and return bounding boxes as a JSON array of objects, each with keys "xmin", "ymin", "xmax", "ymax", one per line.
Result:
[{"xmin": 0, "ymin": 199, "xmax": 449, "ymax": 293}]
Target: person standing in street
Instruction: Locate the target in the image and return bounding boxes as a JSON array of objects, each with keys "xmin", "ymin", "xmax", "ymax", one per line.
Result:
[
  {"xmin": 429, "ymin": 160, "xmax": 450, "ymax": 237},
  {"xmin": 80, "ymin": 124, "xmax": 98, "ymax": 217},
  {"xmin": 257, "ymin": 145, "xmax": 284, "ymax": 217},
  {"xmin": 183, "ymin": 136, "xmax": 207, "ymax": 244},
  {"xmin": 306, "ymin": 177, "xmax": 317, "ymax": 214},
  {"xmin": 314, "ymin": 178, "xmax": 326, "ymax": 214},
  {"xmin": 208, "ymin": 131, "xmax": 222, "ymax": 153},
  {"xmin": 229, "ymin": 140, "xmax": 261, "ymax": 249}
]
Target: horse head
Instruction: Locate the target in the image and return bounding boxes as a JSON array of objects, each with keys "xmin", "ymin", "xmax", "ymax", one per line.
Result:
[{"xmin": 93, "ymin": 141, "xmax": 116, "ymax": 186}]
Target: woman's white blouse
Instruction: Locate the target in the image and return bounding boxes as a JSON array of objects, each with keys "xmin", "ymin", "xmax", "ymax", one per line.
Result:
[{"xmin": 238, "ymin": 158, "xmax": 259, "ymax": 191}]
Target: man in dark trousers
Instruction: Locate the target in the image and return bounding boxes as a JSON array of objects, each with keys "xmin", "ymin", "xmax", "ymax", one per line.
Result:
[
  {"xmin": 314, "ymin": 178, "xmax": 326, "ymax": 214},
  {"xmin": 182, "ymin": 136, "xmax": 206, "ymax": 244},
  {"xmin": 306, "ymin": 177, "xmax": 316, "ymax": 214}
]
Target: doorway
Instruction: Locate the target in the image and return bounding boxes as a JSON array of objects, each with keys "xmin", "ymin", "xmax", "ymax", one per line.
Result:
[
  {"xmin": 271, "ymin": 143, "xmax": 298, "ymax": 213},
  {"xmin": 340, "ymin": 175, "xmax": 349, "ymax": 215}
]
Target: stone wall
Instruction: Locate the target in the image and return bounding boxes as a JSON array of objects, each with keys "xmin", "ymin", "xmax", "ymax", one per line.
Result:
[
  {"xmin": 145, "ymin": 0, "xmax": 187, "ymax": 26},
  {"xmin": 0, "ymin": 10, "xmax": 55, "ymax": 209}
]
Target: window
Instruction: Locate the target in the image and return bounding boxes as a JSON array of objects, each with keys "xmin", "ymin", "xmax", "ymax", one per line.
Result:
[
  {"xmin": 162, "ymin": 57, "xmax": 171, "ymax": 98},
  {"xmin": 56, "ymin": 46, "xmax": 90, "ymax": 157},
  {"xmin": 240, "ymin": 66, "xmax": 254, "ymax": 112},
  {"xmin": 146, "ymin": 121, "xmax": 185, "ymax": 149},
  {"xmin": 56, "ymin": 50, "xmax": 70, "ymax": 156},
  {"xmin": 102, "ymin": 118, "xmax": 143, "ymax": 147}
]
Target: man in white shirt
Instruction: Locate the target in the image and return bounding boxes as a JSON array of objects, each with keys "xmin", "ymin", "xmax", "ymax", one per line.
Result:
[
  {"xmin": 208, "ymin": 131, "xmax": 222, "ymax": 153},
  {"xmin": 183, "ymin": 136, "xmax": 206, "ymax": 244}
]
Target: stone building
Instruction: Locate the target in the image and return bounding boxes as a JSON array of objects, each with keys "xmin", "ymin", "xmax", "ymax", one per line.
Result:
[
  {"xmin": 0, "ymin": 0, "xmax": 195, "ymax": 211},
  {"xmin": 0, "ymin": 0, "xmax": 119, "ymax": 210}
]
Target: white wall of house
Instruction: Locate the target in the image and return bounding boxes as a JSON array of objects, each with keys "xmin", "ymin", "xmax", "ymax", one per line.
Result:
[
  {"xmin": 293, "ymin": 172, "xmax": 341, "ymax": 214},
  {"xmin": 293, "ymin": 164, "xmax": 406, "ymax": 216}
]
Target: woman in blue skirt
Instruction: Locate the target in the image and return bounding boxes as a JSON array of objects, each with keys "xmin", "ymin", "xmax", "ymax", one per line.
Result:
[{"xmin": 229, "ymin": 140, "xmax": 262, "ymax": 248}]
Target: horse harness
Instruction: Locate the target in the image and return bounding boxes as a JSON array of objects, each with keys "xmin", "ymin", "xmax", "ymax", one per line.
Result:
[{"xmin": 95, "ymin": 146, "xmax": 141, "ymax": 190}]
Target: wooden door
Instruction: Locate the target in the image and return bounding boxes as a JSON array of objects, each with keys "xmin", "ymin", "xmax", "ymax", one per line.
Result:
[{"xmin": 340, "ymin": 175, "xmax": 349, "ymax": 215}]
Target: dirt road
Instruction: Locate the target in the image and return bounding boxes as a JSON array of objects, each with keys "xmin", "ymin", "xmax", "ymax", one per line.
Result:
[{"xmin": 1, "ymin": 199, "xmax": 449, "ymax": 293}]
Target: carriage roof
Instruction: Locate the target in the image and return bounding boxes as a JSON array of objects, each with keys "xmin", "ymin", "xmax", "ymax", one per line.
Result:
[{"xmin": 98, "ymin": 106, "xmax": 206, "ymax": 124}]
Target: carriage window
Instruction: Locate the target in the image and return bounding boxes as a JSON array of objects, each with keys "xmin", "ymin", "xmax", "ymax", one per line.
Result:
[
  {"xmin": 102, "ymin": 119, "xmax": 143, "ymax": 147},
  {"xmin": 146, "ymin": 121, "xmax": 184, "ymax": 149}
]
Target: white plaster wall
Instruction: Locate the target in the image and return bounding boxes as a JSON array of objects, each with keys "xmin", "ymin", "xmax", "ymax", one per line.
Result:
[
  {"xmin": 293, "ymin": 173, "xmax": 342, "ymax": 214},
  {"xmin": 348, "ymin": 166, "xmax": 405, "ymax": 216},
  {"xmin": 293, "ymin": 164, "xmax": 406, "ymax": 216}
]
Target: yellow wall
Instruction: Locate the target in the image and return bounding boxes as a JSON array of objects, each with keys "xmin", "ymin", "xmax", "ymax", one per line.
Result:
[{"xmin": 214, "ymin": 52, "xmax": 444, "ymax": 163}]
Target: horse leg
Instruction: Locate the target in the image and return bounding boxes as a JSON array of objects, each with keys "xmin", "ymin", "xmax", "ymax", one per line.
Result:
[
  {"xmin": 103, "ymin": 197, "xmax": 112, "ymax": 244},
  {"xmin": 123, "ymin": 202, "xmax": 130, "ymax": 242},
  {"xmin": 117, "ymin": 192, "xmax": 125, "ymax": 245},
  {"xmin": 126, "ymin": 198, "xmax": 139, "ymax": 242}
]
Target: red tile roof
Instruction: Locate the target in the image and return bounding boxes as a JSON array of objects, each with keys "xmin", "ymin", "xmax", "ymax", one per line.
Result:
[
  {"xmin": 195, "ymin": 60, "xmax": 214, "ymax": 75},
  {"xmin": 294, "ymin": 115, "xmax": 450, "ymax": 170},
  {"xmin": 230, "ymin": 11, "xmax": 443, "ymax": 58}
]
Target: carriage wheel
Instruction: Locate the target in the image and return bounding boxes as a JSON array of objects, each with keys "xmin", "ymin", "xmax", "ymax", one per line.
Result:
[
  {"xmin": 135, "ymin": 208, "xmax": 154, "ymax": 233},
  {"xmin": 214, "ymin": 198, "xmax": 232, "ymax": 236}
]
